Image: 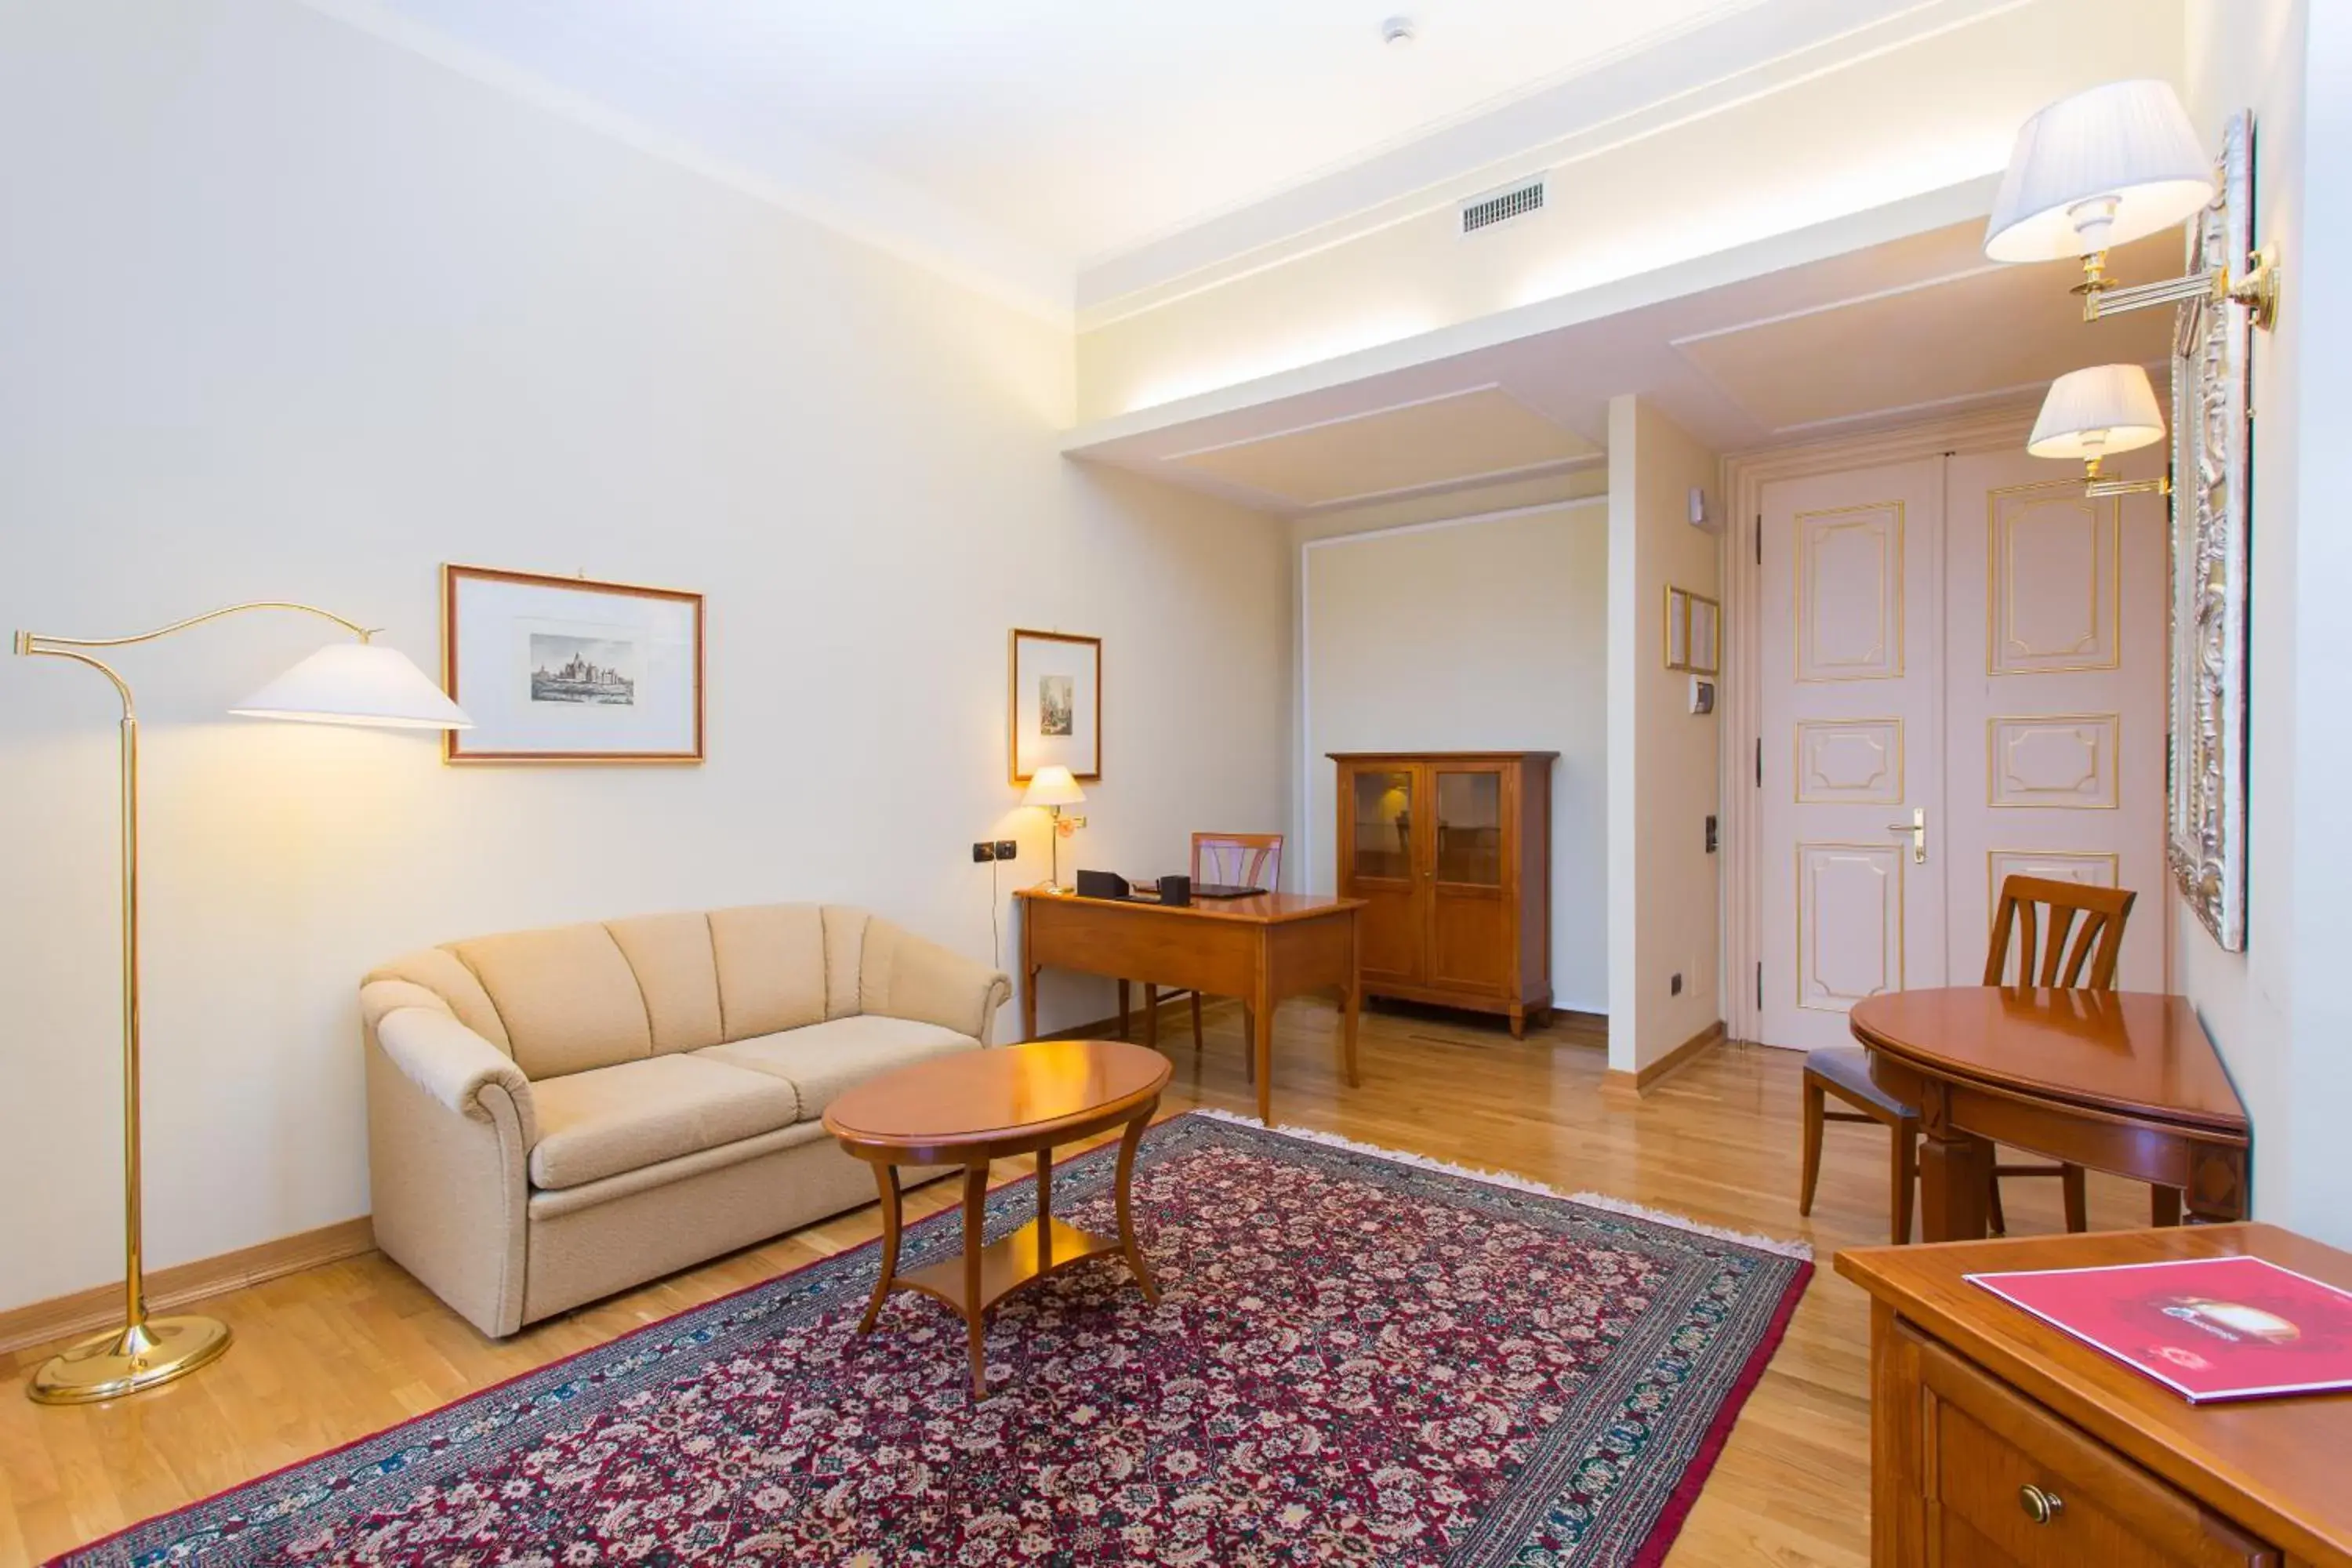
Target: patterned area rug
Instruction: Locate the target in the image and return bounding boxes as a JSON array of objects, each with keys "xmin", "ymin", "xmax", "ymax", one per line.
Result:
[{"xmin": 60, "ymin": 1112, "xmax": 1811, "ymax": 1567}]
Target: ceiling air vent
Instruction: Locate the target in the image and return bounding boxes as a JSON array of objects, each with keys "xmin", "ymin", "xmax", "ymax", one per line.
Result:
[{"xmin": 1459, "ymin": 177, "xmax": 1545, "ymax": 237}]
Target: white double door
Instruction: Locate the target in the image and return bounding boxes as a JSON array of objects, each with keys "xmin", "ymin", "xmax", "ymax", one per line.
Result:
[{"xmin": 1755, "ymin": 448, "xmax": 2167, "ymax": 1051}]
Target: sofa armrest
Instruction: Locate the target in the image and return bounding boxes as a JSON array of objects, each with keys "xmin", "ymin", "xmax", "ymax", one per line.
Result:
[
  {"xmin": 364, "ymin": 1003, "xmax": 535, "ymax": 1337},
  {"xmin": 376, "ymin": 1006, "xmax": 541, "ymax": 1148},
  {"xmin": 860, "ymin": 920, "xmax": 1012, "ymax": 1044}
]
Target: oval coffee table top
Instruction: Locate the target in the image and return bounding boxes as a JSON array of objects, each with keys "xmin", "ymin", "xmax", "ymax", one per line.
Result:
[
  {"xmin": 822, "ymin": 1040, "xmax": 1171, "ymax": 1157},
  {"xmin": 1848, "ymin": 986, "xmax": 2247, "ymax": 1135}
]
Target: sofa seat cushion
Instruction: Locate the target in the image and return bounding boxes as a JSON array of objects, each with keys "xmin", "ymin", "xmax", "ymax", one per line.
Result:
[
  {"xmin": 694, "ymin": 1015, "xmax": 978, "ymax": 1121},
  {"xmin": 528, "ymin": 1056, "xmax": 802, "ymax": 1191}
]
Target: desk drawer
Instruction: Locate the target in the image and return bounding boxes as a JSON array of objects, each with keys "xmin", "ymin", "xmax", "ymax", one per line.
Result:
[{"xmin": 1903, "ymin": 1324, "xmax": 2277, "ymax": 1567}]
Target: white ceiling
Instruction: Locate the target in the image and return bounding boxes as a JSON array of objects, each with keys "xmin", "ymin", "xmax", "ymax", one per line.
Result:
[
  {"xmin": 328, "ymin": 0, "xmax": 1958, "ymax": 318},
  {"xmin": 1063, "ymin": 223, "xmax": 2179, "ymax": 517}
]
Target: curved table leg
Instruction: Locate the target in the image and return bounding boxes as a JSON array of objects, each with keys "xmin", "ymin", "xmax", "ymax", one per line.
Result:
[
  {"xmin": 856, "ymin": 1162, "xmax": 902, "ymax": 1334},
  {"xmin": 961, "ymin": 1163, "xmax": 989, "ymax": 1400},
  {"xmin": 1114, "ymin": 1107, "xmax": 1160, "ymax": 1305}
]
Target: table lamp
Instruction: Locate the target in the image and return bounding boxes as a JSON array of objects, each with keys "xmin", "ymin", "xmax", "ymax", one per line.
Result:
[
  {"xmin": 1022, "ymin": 764, "xmax": 1087, "ymax": 894},
  {"xmin": 14, "ymin": 601, "xmax": 472, "ymax": 1405}
]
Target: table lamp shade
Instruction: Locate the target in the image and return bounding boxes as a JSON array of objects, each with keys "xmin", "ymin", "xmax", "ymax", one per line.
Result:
[
  {"xmin": 1984, "ymin": 79, "xmax": 2213, "ymax": 262},
  {"xmin": 1022, "ymin": 764, "xmax": 1086, "ymax": 808},
  {"xmin": 230, "ymin": 642, "xmax": 473, "ymax": 729},
  {"xmin": 2028, "ymin": 364, "xmax": 2166, "ymax": 459}
]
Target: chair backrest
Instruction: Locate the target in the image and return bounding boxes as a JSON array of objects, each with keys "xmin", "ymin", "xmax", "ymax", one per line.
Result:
[
  {"xmin": 1984, "ymin": 875, "xmax": 2137, "ymax": 989},
  {"xmin": 1192, "ymin": 832, "xmax": 1283, "ymax": 891}
]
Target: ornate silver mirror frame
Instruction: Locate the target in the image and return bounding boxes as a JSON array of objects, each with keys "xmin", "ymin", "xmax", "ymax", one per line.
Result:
[{"xmin": 2168, "ymin": 111, "xmax": 2254, "ymax": 951}]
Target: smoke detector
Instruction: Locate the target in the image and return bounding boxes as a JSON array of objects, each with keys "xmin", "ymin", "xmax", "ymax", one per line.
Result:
[{"xmin": 1381, "ymin": 15, "xmax": 1416, "ymax": 46}]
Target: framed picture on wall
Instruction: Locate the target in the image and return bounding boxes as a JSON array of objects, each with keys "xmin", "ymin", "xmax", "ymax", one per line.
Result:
[
  {"xmin": 1009, "ymin": 628, "xmax": 1101, "ymax": 782},
  {"xmin": 442, "ymin": 564, "xmax": 705, "ymax": 764},
  {"xmin": 1665, "ymin": 586, "xmax": 1721, "ymax": 676}
]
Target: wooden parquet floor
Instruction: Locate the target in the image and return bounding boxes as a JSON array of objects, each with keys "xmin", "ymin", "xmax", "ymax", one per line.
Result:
[{"xmin": 0, "ymin": 998, "xmax": 2153, "ymax": 1566}]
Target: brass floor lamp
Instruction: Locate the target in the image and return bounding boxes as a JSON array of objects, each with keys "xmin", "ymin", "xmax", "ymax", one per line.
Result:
[{"xmin": 16, "ymin": 602, "xmax": 470, "ymax": 1405}]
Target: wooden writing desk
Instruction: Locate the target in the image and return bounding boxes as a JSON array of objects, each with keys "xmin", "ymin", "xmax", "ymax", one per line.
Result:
[
  {"xmin": 1840, "ymin": 1224, "xmax": 2352, "ymax": 1566},
  {"xmin": 1013, "ymin": 888, "xmax": 1364, "ymax": 1125},
  {"xmin": 1850, "ymin": 987, "xmax": 2250, "ymax": 1243}
]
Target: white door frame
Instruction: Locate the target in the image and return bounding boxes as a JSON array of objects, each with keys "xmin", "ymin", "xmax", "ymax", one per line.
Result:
[{"xmin": 1719, "ymin": 405, "xmax": 2038, "ymax": 1045}]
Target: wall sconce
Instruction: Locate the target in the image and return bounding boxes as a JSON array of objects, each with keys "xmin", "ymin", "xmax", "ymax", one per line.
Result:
[
  {"xmin": 1984, "ymin": 78, "xmax": 2280, "ymax": 329},
  {"xmin": 2029, "ymin": 364, "xmax": 2170, "ymax": 498}
]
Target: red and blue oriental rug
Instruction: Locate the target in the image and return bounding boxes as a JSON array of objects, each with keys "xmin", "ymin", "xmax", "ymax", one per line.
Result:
[{"xmin": 58, "ymin": 1111, "xmax": 1811, "ymax": 1567}]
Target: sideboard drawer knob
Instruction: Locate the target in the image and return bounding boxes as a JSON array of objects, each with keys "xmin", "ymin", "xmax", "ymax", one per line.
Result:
[{"xmin": 2019, "ymin": 1483, "xmax": 2064, "ymax": 1525}]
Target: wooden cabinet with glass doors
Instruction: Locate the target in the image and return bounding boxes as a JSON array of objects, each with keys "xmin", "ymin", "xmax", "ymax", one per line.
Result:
[{"xmin": 1329, "ymin": 751, "xmax": 1555, "ymax": 1036}]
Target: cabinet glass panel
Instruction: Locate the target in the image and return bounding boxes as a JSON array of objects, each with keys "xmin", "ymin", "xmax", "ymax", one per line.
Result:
[
  {"xmin": 1350, "ymin": 769, "xmax": 1416, "ymax": 881},
  {"xmin": 1435, "ymin": 771, "xmax": 1504, "ymax": 886}
]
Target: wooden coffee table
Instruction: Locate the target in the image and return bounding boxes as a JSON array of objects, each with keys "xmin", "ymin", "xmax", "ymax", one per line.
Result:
[{"xmin": 821, "ymin": 1040, "xmax": 1171, "ymax": 1400}]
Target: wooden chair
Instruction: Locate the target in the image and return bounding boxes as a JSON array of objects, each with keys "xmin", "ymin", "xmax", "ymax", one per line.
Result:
[
  {"xmin": 1798, "ymin": 874, "xmax": 2138, "ymax": 1243},
  {"xmin": 1139, "ymin": 833, "xmax": 1283, "ymax": 1080}
]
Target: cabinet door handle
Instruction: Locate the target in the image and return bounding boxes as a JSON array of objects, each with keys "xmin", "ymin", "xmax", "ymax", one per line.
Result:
[{"xmin": 2018, "ymin": 1483, "xmax": 2063, "ymax": 1526}]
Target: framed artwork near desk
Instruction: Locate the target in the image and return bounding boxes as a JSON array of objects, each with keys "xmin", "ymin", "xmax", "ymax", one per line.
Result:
[{"xmin": 1009, "ymin": 628, "xmax": 1101, "ymax": 782}]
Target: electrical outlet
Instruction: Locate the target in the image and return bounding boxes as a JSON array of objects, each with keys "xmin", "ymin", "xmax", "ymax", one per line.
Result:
[
  {"xmin": 993, "ymin": 839, "xmax": 1018, "ymax": 861},
  {"xmin": 971, "ymin": 841, "xmax": 996, "ymax": 863},
  {"xmin": 1670, "ymin": 971, "xmax": 1684, "ymax": 997}
]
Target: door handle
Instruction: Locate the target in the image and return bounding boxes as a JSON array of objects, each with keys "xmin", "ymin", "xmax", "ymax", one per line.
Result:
[{"xmin": 1884, "ymin": 807, "xmax": 1926, "ymax": 865}]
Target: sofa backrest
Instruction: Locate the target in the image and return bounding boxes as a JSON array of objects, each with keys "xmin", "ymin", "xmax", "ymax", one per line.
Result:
[{"xmin": 365, "ymin": 903, "xmax": 877, "ymax": 1080}]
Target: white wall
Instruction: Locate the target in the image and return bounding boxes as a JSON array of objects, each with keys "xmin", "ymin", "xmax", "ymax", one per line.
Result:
[
  {"xmin": 1298, "ymin": 503, "xmax": 1610, "ymax": 1011},
  {"xmin": 2172, "ymin": 0, "xmax": 2352, "ymax": 1246},
  {"xmin": 1606, "ymin": 398, "xmax": 1722, "ymax": 1073},
  {"xmin": 0, "ymin": 0, "xmax": 1290, "ymax": 1312}
]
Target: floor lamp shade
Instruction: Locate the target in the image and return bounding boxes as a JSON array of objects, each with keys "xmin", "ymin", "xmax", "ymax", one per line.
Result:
[{"xmin": 231, "ymin": 641, "xmax": 474, "ymax": 729}]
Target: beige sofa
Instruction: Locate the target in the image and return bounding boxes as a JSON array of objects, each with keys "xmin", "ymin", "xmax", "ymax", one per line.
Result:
[{"xmin": 360, "ymin": 904, "xmax": 1010, "ymax": 1337}]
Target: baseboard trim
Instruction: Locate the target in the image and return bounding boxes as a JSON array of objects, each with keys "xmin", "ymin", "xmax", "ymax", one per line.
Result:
[
  {"xmin": 1605, "ymin": 1020, "xmax": 1727, "ymax": 1094},
  {"xmin": 0, "ymin": 1216, "xmax": 376, "ymax": 1359},
  {"xmin": 1032, "ymin": 991, "xmax": 1229, "ymax": 1044}
]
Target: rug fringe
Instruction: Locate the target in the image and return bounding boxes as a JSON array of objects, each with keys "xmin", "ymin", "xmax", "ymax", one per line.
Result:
[{"xmin": 1192, "ymin": 1107, "xmax": 1813, "ymax": 1261}]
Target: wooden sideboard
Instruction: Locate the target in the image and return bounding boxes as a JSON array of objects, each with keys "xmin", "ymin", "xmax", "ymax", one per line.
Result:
[
  {"xmin": 1328, "ymin": 750, "xmax": 1554, "ymax": 1036},
  {"xmin": 1839, "ymin": 1225, "xmax": 2352, "ymax": 1567}
]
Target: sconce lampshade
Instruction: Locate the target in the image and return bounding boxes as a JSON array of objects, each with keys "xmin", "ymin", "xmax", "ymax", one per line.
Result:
[
  {"xmin": 1984, "ymin": 79, "xmax": 2214, "ymax": 263},
  {"xmin": 2027, "ymin": 364, "xmax": 2167, "ymax": 460},
  {"xmin": 229, "ymin": 642, "xmax": 474, "ymax": 729},
  {"xmin": 1022, "ymin": 764, "xmax": 1087, "ymax": 808}
]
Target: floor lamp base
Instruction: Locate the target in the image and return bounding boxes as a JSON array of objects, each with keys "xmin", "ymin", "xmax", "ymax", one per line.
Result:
[{"xmin": 27, "ymin": 1314, "xmax": 232, "ymax": 1405}]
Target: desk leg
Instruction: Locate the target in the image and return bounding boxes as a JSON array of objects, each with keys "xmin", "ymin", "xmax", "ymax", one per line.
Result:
[
  {"xmin": 1143, "ymin": 983, "xmax": 1160, "ymax": 1051},
  {"xmin": 1250, "ymin": 984, "xmax": 1274, "ymax": 1125},
  {"xmin": 1117, "ymin": 979, "xmax": 1131, "ymax": 1041},
  {"xmin": 1918, "ymin": 1124, "xmax": 1991, "ymax": 1243},
  {"xmin": 1022, "ymin": 967, "xmax": 1040, "ymax": 1044},
  {"xmin": 1338, "ymin": 982, "xmax": 1362, "ymax": 1090}
]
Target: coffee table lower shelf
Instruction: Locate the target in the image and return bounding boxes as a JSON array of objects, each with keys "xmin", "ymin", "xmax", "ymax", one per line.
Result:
[{"xmin": 887, "ymin": 1216, "xmax": 1130, "ymax": 1316}]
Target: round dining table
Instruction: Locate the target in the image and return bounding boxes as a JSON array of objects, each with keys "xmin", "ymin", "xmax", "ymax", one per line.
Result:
[{"xmin": 1847, "ymin": 985, "xmax": 2250, "ymax": 1243}]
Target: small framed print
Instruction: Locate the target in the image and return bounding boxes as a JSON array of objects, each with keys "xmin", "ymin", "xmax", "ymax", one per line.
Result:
[
  {"xmin": 1665, "ymin": 586, "xmax": 1721, "ymax": 677},
  {"xmin": 442, "ymin": 564, "xmax": 704, "ymax": 764},
  {"xmin": 1009, "ymin": 629, "xmax": 1100, "ymax": 782}
]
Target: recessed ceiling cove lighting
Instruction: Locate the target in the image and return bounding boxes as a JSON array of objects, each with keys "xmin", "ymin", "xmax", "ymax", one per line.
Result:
[{"xmin": 1381, "ymin": 15, "xmax": 1417, "ymax": 46}]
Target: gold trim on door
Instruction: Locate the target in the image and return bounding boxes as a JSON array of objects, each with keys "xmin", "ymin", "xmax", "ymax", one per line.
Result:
[
  {"xmin": 1793, "ymin": 717, "xmax": 1905, "ymax": 804},
  {"xmin": 1795, "ymin": 499, "xmax": 1906, "ymax": 684},
  {"xmin": 1795, "ymin": 840, "xmax": 1906, "ymax": 1011},
  {"xmin": 1985, "ymin": 713, "xmax": 2122, "ymax": 809},
  {"xmin": 1986, "ymin": 481, "xmax": 2121, "ymax": 676}
]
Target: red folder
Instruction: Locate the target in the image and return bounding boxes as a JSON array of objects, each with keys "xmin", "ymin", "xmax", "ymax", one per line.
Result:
[{"xmin": 1967, "ymin": 1254, "xmax": 2352, "ymax": 1403}]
